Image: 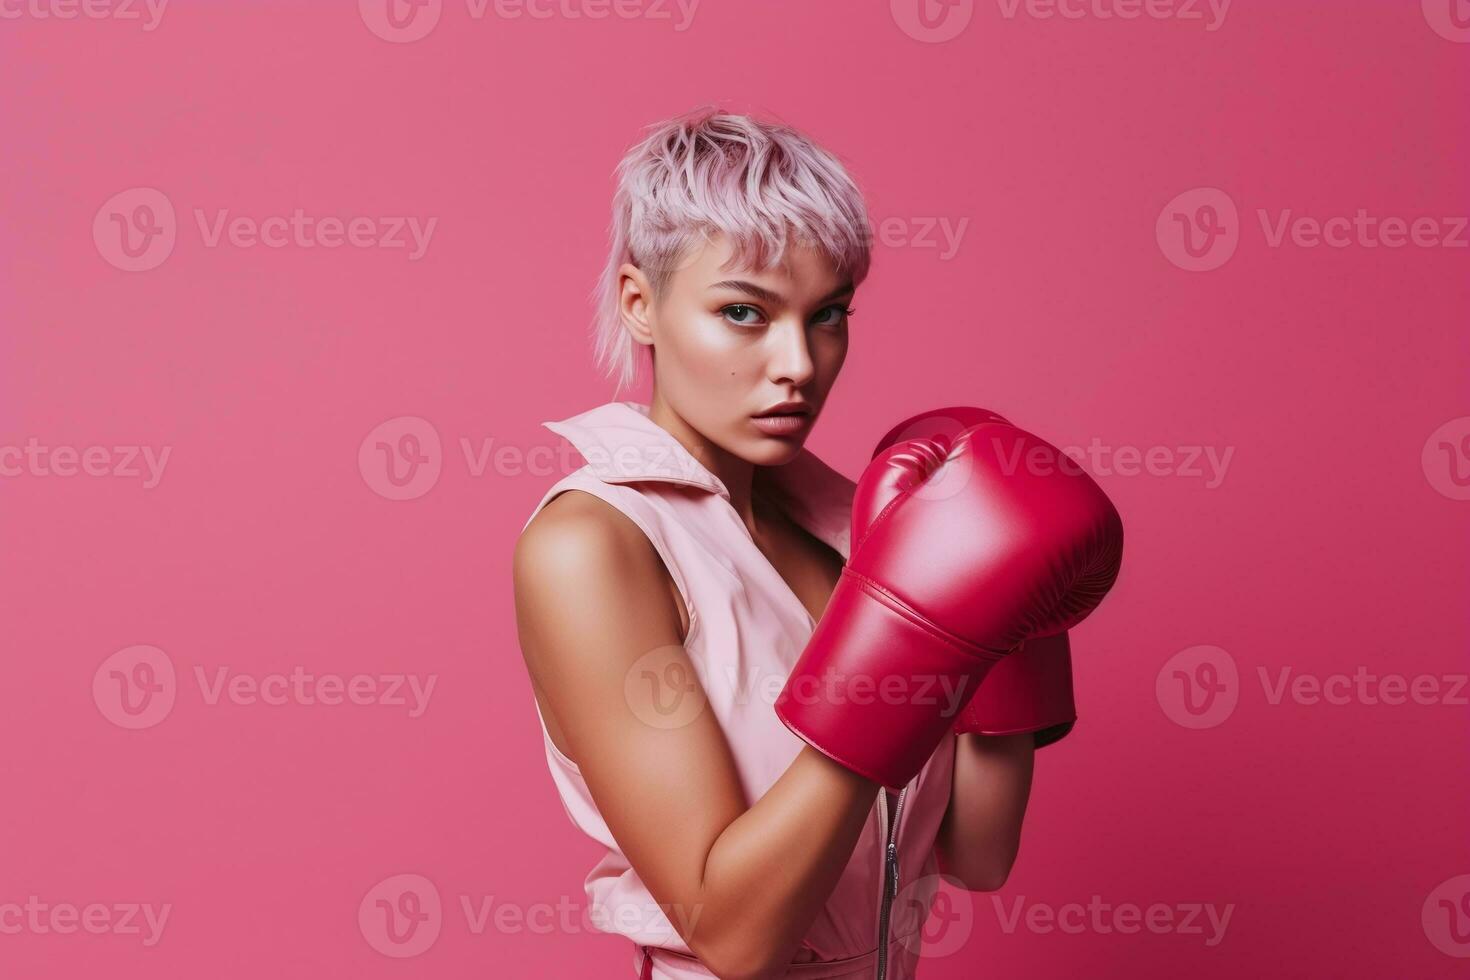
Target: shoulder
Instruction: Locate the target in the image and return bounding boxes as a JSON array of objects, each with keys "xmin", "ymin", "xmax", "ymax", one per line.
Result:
[
  {"xmin": 514, "ymin": 489, "xmax": 681, "ymax": 633},
  {"xmin": 518, "ymin": 487, "xmax": 627, "ymax": 557},
  {"xmin": 517, "ymin": 489, "xmax": 647, "ymax": 581}
]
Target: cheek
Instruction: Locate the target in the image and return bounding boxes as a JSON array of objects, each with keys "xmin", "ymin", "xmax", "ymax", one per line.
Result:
[
  {"xmin": 666, "ymin": 314, "xmax": 756, "ymax": 384},
  {"xmin": 814, "ymin": 332, "xmax": 849, "ymax": 377}
]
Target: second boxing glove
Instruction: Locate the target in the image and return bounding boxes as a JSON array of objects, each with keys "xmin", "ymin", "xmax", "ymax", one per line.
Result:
[{"xmin": 952, "ymin": 632, "xmax": 1076, "ymax": 746}]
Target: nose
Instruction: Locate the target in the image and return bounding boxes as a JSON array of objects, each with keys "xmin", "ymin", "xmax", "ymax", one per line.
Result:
[{"xmin": 766, "ymin": 316, "xmax": 815, "ymax": 388}]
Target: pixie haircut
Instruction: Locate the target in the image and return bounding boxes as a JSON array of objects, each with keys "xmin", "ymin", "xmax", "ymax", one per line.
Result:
[{"xmin": 592, "ymin": 107, "xmax": 874, "ymax": 392}]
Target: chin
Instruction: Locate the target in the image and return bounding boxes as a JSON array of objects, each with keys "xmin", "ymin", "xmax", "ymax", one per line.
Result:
[{"xmin": 741, "ymin": 435, "xmax": 806, "ymax": 466}]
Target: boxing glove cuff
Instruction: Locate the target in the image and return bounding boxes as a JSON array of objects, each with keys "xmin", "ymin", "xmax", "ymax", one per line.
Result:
[
  {"xmin": 954, "ymin": 632, "xmax": 1076, "ymax": 748},
  {"xmin": 774, "ymin": 567, "xmax": 1005, "ymax": 791}
]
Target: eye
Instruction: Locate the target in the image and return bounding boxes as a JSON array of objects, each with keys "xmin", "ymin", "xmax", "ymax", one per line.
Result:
[
  {"xmin": 813, "ymin": 304, "xmax": 855, "ymax": 327},
  {"xmin": 721, "ymin": 304, "xmax": 766, "ymax": 327}
]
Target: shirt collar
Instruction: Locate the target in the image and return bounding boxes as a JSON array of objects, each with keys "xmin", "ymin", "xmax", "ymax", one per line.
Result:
[{"xmin": 541, "ymin": 401, "xmax": 854, "ymax": 557}]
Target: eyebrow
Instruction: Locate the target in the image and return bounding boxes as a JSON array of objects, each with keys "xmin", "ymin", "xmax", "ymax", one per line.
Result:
[{"xmin": 707, "ymin": 279, "xmax": 855, "ymax": 307}]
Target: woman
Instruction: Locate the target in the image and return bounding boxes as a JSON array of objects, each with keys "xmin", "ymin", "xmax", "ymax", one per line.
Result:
[{"xmin": 513, "ymin": 108, "xmax": 1086, "ymax": 979}]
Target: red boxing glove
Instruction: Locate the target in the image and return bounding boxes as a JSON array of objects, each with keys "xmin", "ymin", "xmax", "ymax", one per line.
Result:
[
  {"xmin": 775, "ymin": 409, "xmax": 1123, "ymax": 789},
  {"xmin": 953, "ymin": 633, "xmax": 1076, "ymax": 747},
  {"xmin": 875, "ymin": 408, "xmax": 1078, "ymax": 749}
]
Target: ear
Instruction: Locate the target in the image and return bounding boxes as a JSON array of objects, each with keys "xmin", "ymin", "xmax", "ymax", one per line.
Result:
[{"xmin": 617, "ymin": 262, "xmax": 656, "ymax": 348}]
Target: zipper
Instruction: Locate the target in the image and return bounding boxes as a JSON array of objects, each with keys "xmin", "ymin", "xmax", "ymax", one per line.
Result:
[{"xmin": 875, "ymin": 785, "xmax": 908, "ymax": 980}]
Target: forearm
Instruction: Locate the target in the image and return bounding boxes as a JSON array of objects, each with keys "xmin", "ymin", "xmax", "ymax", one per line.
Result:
[
  {"xmin": 934, "ymin": 731, "xmax": 1034, "ymax": 891},
  {"xmin": 687, "ymin": 746, "xmax": 877, "ymax": 978}
]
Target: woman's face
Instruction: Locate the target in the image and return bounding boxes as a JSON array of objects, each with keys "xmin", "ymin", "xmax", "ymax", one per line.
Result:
[{"xmin": 624, "ymin": 233, "xmax": 854, "ymax": 467}]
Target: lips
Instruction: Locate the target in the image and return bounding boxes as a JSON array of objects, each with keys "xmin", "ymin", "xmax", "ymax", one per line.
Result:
[
  {"xmin": 750, "ymin": 407, "xmax": 812, "ymax": 437},
  {"xmin": 754, "ymin": 402, "xmax": 812, "ymax": 418}
]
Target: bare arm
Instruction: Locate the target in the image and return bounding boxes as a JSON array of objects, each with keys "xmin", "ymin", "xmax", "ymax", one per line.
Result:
[
  {"xmin": 514, "ymin": 490, "xmax": 877, "ymax": 980},
  {"xmin": 932, "ymin": 732, "xmax": 1034, "ymax": 891}
]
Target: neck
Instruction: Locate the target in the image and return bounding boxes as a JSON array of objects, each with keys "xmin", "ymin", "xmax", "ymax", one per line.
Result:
[{"xmin": 646, "ymin": 391, "xmax": 763, "ymax": 533}]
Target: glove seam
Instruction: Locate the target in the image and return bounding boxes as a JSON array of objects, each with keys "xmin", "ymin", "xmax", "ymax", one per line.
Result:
[{"xmin": 842, "ymin": 568, "xmax": 1005, "ymax": 663}]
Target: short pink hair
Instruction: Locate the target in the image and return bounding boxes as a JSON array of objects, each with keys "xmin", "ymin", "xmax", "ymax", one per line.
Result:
[{"xmin": 592, "ymin": 107, "xmax": 874, "ymax": 392}]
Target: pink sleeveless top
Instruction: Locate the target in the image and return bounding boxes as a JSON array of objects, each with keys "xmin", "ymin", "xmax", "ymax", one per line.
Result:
[{"xmin": 521, "ymin": 401, "xmax": 956, "ymax": 980}]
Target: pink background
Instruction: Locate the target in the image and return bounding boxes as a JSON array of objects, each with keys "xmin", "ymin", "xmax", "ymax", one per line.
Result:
[{"xmin": 3, "ymin": 1, "xmax": 1468, "ymax": 976}]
